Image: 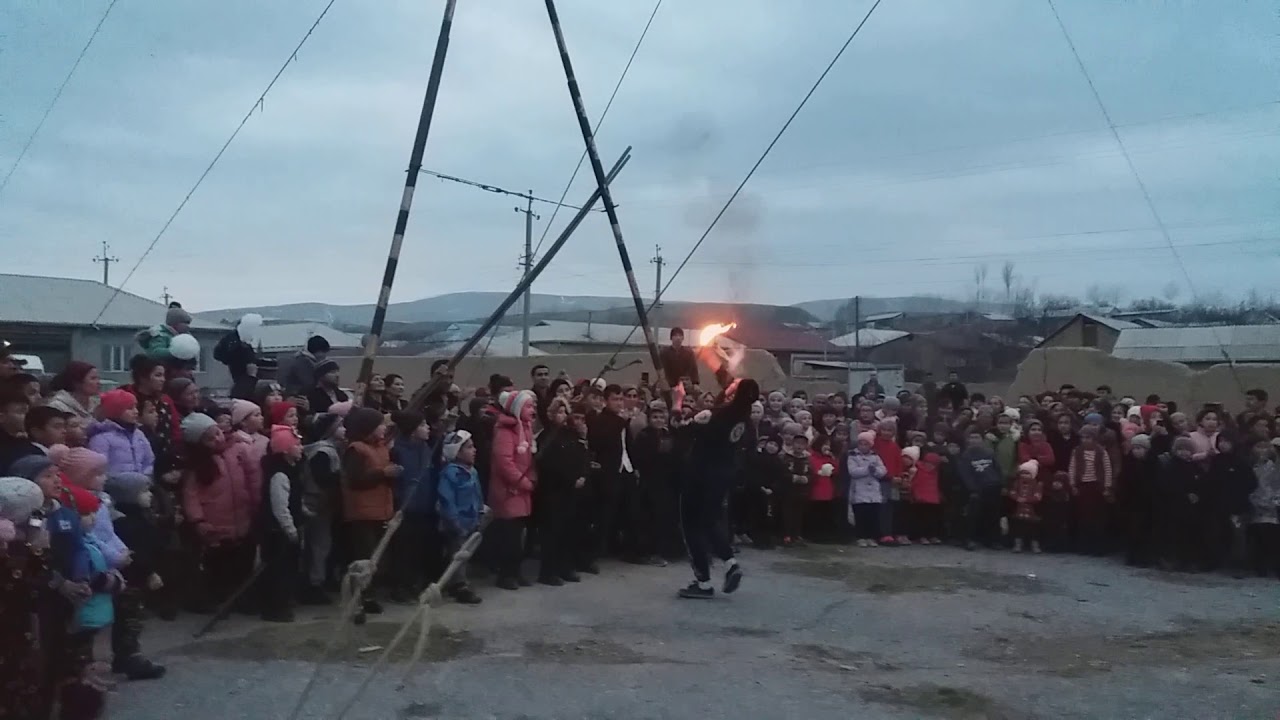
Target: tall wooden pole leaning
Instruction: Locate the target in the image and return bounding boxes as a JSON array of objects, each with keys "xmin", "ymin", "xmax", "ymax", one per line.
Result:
[
  {"xmin": 356, "ymin": 0, "xmax": 459, "ymax": 388},
  {"xmin": 543, "ymin": 0, "xmax": 665, "ymax": 387}
]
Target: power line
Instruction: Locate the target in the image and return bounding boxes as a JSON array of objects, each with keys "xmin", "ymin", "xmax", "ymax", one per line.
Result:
[
  {"xmin": 530, "ymin": 0, "xmax": 663, "ymax": 261},
  {"xmin": 595, "ymin": 0, "xmax": 886, "ymax": 375},
  {"xmin": 89, "ymin": 0, "xmax": 340, "ymax": 326},
  {"xmin": 0, "ymin": 0, "xmax": 119, "ymax": 202},
  {"xmin": 418, "ymin": 168, "xmax": 598, "ymax": 210},
  {"xmin": 1045, "ymin": 0, "xmax": 1242, "ymax": 379}
]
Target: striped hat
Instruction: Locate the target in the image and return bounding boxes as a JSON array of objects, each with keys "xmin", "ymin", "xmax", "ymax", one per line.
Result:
[{"xmin": 498, "ymin": 389, "xmax": 537, "ymax": 421}]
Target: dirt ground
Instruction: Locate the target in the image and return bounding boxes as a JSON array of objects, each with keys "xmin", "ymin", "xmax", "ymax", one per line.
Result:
[{"xmin": 107, "ymin": 544, "xmax": 1279, "ymax": 719}]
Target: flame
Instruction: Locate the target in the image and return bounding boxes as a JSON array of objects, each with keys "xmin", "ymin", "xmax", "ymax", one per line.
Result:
[{"xmin": 698, "ymin": 322, "xmax": 736, "ymax": 346}]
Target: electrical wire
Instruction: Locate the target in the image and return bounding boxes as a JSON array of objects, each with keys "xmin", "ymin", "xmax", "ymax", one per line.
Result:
[
  {"xmin": 0, "ymin": 0, "xmax": 119, "ymax": 202},
  {"xmin": 594, "ymin": 0, "xmax": 886, "ymax": 377},
  {"xmin": 419, "ymin": 167, "xmax": 601, "ymax": 211},
  {"xmin": 530, "ymin": 0, "xmax": 663, "ymax": 261},
  {"xmin": 89, "ymin": 0, "xmax": 340, "ymax": 325},
  {"xmin": 1045, "ymin": 0, "xmax": 1243, "ymax": 382}
]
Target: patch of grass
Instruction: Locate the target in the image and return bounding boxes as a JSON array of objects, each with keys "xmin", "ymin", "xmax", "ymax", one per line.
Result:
[
  {"xmin": 772, "ymin": 559, "xmax": 1051, "ymax": 596},
  {"xmin": 174, "ymin": 621, "xmax": 483, "ymax": 664},
  {"xmin": 966, "ymin": 619, "xmax": 1280, "ymax": 677},
  {"xmin": 859, "ymin": 683, "xmax": 1022, "ymax": 719}
]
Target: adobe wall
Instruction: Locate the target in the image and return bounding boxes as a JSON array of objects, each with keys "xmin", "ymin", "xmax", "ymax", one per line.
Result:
[{"xmin": 1008, "ymin": 348, "xmax": 1280, "ymax": 412}]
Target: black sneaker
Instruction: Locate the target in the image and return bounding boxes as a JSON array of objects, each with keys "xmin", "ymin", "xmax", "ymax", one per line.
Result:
[
  {"xmin": 677, "ymin": 582, "xmax": 715, "ymax": 600},
  {"xmin": 723, "ymin": 564, "xmax": 743, "ymax": 594},
  {"xmin": 496, "ymin": 577, "xmax": 520, "ymax": 591},
  {"xmin": 112, "ymin": 655, "xmax": 166, "ymax": 681},
  {"xmin": 362, "ymin": 599, "xmax": 384, "ymax": 615},
  {"xmin": 452, "ymin": 586, "xmax": 482, "ymax": 605},
  {"xmin": 516, "ymin": 575, "xmax": 533, "ymax": 588},
  {"xmin": 577, "ymin": 562, "xmax": 601, "ymax": 575},
  {"xmin": 538, "ymin": 575, "xmax": 565, "ymax": 587},
  {"xmin": 560, "ymin": 571, "xmax": 582, "ymax": 583}
]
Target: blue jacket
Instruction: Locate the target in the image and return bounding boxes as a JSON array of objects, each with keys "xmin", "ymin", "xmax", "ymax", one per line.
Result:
[
  {"xmin": 437, "ymin": 462, "xmax": 484, "ymax": 536},
  {"xmin": 76, "ymin": 540, "xmax": 115, "ymax": 630},
  {"xmin": 391, "ymin": 436, "xmax": 438, "ymax": 517}
]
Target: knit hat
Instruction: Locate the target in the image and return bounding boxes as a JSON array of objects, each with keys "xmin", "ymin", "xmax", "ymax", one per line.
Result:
[
  {"xmin": 230, "ymin": 399, "xmax": 261, "ymax": 428},
  {"xmin": 327, "ymin": 400, "xmax": 353, "ymax": 417},
  {"xmin": 1084, "ymin": 412, "xmax": 1104, "ymax": 426},
  {"xmin": 901, "ymin": 446, "xmax": 920, "ymax": 462},
  {"xmin": 165, "ymin": 376, "xmax": 195, "ymax": 400},
  {"xmin": 314, "ymin": 359, "xmax": 340, "ymax": 377},
  {"xmin": 99, "ymin": 389, "xmax": 137, "ymax": 421},
  {"xmin": 0, "ymin": 477, "xmax": 44, "ymax": 523},
  {"xmin": 856, "ymin": 430, "xmax": 876, "ymax": 446},
  {"xmin": 104, "ymin": 472, "xmax": 151, "ymax": 506},
  {"xmin": 269, "ymin": 401, "xmax": 297, "ymax": 426},
  {"xmin": 1130, "ymin": 434, "xmax": 1151, "ymax": 450},
  {"xmin": 308, "ymin": 413, "xmax": 344, "ymax": 444},
  {"xmin": 166, "ymin": 306, "xmax": 192, "ymax": 328},
  {"xmin": 270, "ymin": 424, "xmax": 302, "ymax": 454},
  {"xmin": 498, "ymin": 389, "xmax": 537, "ymax": 420},
  {"xmin": 782, "ymin": 422, "xmax": 803, "ymax": 437},
  {"xmin": 877, "ymin": 417, "xmax": 897, "ymax": 430},
  {"xmin": 1018, "ymin": 459, "xmax": 1039, "ymax": 476},
  {"xmin": 1139, "ymin": 404, "xmax": 1160, "ymax": 422},
  {"xmin": 56, "ymin": 447, "xmax": 108, "ymax": 489},
  {"xmin": 9, "ymin": 454, "xmax": 55, "ymax": 482},
  {"xmin": 65, "ymin": 484, "xmax": 100, "ymax": 515},
  {"xmin": 1126, "ymin": 405, "xmax": 1143, "ymax": 419},
  {"xmin": 1172, "ymin": 436, "xmax": 1196, "ymax": 454},
  {"xmin": 882, "ymin": 397, "xmax": 901, "ymax": 411},
  {"xmin": 181, "ymin": 412, "xmax": 218, "ymax": 445},
  {"xmin": 442, "ymin": 430, "xmax": 473, "ymax": 462},
  {"xmin": 751, "ymin": 401, "xmax": 763, "ymax": 414},
  {"xmin": 1120, "ymin": 397, "xmax": 1136, "ymax": 407},
  {"xmin": 1002, "ymin": 407, "xmax": 1021, "ymax": 421},
  {"xmin": 343, "ymin": 407, "xmax": 384, "ymax": 443}
]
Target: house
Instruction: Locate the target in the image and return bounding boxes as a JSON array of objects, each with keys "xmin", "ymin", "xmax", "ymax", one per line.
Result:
[
  {"xmin": 829, "ymin": 328, "xmax": 913, "ymax": 355},
  {"xmin": 1111, "ymin": 325, "xmax": 1280, "ymax": 369},
  {"xmin": 254, "ymin": 322, "xmax": 365, "ymax": 356},
  {"xmin": 1036, "ymin": 313, "xmax": 1140, "ymax": 353},
  {"xmin": 0, "ymin": 273, "xmax": 230, "ymax": 389},
  {"xmin": 716, "ymin": 323, "xmax": 836, "ymax": 371}
]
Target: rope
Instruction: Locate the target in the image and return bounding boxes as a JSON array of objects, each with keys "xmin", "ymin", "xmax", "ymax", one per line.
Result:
[{"xmin": 593, "ymin": 0, "xmax": 886, "ymax": 379}]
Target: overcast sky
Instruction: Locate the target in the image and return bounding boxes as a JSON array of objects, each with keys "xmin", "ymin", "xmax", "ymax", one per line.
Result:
[{"xmin": 2, "ymin": 0, "xmax": 1277, "ymax": 312}]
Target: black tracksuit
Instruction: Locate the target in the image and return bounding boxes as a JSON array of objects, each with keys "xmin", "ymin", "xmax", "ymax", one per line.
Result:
[
  {"xmin": 535, "ymin": 425, "xmax": 590, "ymax": 580},
  {"xmin": 681, "ymin": 404, "xmax": 751, "ymax": 583}
]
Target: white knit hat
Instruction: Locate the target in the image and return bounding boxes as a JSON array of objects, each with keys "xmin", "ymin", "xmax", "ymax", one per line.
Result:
[
  {"xmin": 442, "ymin": 430, "xmax": 473, "ymax": 462},
  {"xmin": 901, "ymin": 446, "xmax": 921, "ymax": 462},
  {"xmin": 1018, "ymin": 459, "xmax": 1039, "ymax": 476},
  {"xmin": 0, "ymin": 477, "xmax": 45, "ymax": 524}
]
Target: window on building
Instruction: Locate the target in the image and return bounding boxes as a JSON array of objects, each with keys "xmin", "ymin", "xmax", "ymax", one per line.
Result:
[{"xmin": 106, "ymin": 345, "xmax": 129, "ymax": 373}]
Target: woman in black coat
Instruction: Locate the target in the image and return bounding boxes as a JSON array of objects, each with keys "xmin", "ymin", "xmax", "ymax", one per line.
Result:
[{"xmin": 533, "ymin": 397, "xmax": 589, "ymax": 586}]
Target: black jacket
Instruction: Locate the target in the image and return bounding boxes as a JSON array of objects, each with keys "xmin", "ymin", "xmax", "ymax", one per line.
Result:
[
  {"xmin": 659, "ymin": 345, "xmax": 700, "ymax": 388},
  {"xmin": 112, "ymin": 504, "xmax": 160, "ymax": 584},
  {"xmin": 536, "ymin": 425, "xmax": 590, "ymax": 496},
  {"xmin": 213, "ymin": 330, "xmax": 259, "ymax": 400},
  {"xmin": 587, "ymin": 410, "xmax": 631, "ymax": 477},
  {"xmin": 0, "ymin": 430, "xmax": 40, "ymax": 476},
  {"xmin": 939, "ymin": 381, "xmax": 968, "ymax": 409},
  {"xmin": 1209, "ymin": 452, "xmax": 1257, "ymax": 516},
  {"xmin": 632, "ymin": 426, "xmax": 677, "ymax": 489}
]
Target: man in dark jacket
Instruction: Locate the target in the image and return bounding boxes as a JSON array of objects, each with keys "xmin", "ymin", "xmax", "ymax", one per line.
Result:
[
  {"xmin": 279, "ymin": 335, "xmax": 331, "ymax": 405},
  {"xmin": 585, "ymin": 385, "xmax": 636, "ymax": 570},
  {"xmin": 939, "ymin": 370, "xmax": 969, "ymax": 411},
  {"xmin": 676, "ymin": 378, "xmax": 759, "ymax": 599},
  {"xmin": 0, "ymin": 388, "xmax": 38, "ymax": 475},
  {"xmin": 213, "ymin": 324, "xmax": 262, "ymax": 400},
  {"xmin": 658, "ymin": 327, "xmax": 699, "ymax": 390}
]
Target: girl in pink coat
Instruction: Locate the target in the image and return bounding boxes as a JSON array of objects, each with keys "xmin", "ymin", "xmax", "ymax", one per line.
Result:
[{"xmin": 489, "ymin": 389, "xmax": 538, "ymax": 590}]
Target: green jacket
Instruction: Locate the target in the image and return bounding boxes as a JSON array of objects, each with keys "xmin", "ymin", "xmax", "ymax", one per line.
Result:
[
  {"xmin": 135, "ymin": 324, "xmax": 176, "ymax": 361},
  {"xmin": 987, "ymin": 431, "xmax": 1018, "ymax": 483}
]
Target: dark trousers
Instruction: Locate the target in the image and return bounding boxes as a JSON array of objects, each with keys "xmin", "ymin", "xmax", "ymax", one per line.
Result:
[
  {"xmin": 586, "ymin": 473, "xmax": 624, "ymax": 564},
  {"xmin": 748, "ymin": 488, "xmax": 777, "ymax": 548},
  {"xmin": 877, "ymin": 481, "xmax": 895, "ymax": 537},
  {"xmin": 490, "ymin": 517, "xmax": 529, "ymax": 581},
  {"xmin": 779, "ymin": 487, "xmax": 807, "ymax": 540},
  {"xmin": 1009, "ymin": 517, "xmax": 1038, "ymax": 544},
  {"xmin": 911, "ymin": 503, "xmax": 943, "ymax": 540},
  {"xmin": 203, "ymin": 539, "xmax": 255, "ymax": 606},
  {"xmin": 851, "ymin": 503, "xmax": 881, "ymax": 539},
  {"xmin": 1247, "ymin": 524, "xmax": 1280, "ymax": 578},
  {"xmin": 806, "ymin": 500, "xmax": 839, "ymax": 543},
  {"xmin": 1074, "ymin": 483, "xmax": 1108, "ymax": 556},
  {"xmin": 624, "ymin": 473, "xmax": 658, "ymax": 559},
  {"xmin": 680, "ymin": 476, "xmax": 734, "ymax": 583},
  {"xmin": 1040, "ymin": 499, "xmax": 1072, "ymax": 552},
  {"xmin": 1125, "ymin": 506, "xmax": 1158, "ymax": 566},
  {"xmin": 539, "ymin": 491, "xmax": 577, "ymax": 580},
  {"xmin": 965, "ymin": 486, "xmax": 1004, "ymax": 547},
  {"xmin": 110, "ymin": 586, "xmax": 147, "ymax": 661},
  {"xmin": 346, "ymin": 520, "xmax": 388, "ymax": 601},
  {"xmin": 260, "ymin": 533, "xmax": 300, "ymax": 616},
  {"xmin": 392, "ymin": 514, "xmax": 443, "ymax": 593}
]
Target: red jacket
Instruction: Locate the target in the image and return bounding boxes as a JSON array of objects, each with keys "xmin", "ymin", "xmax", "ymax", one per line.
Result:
[
  {"xmin": 873, "ymin": 436, "xmax": 903, "ymax": 480},
  {"xmin": 911, "ymin": 449, "xmax": 942, "ymax": 504},
  {"xmin": 489, "ymin": 414, "xmax": 536, "ymax": 519},
  {"xmin": 1017, "ymin": 439, "xmax": 1056, "ymax": 485},
  {"xmin": 808, "ymin": 450, "xmax": 838, "ymax": 502}
]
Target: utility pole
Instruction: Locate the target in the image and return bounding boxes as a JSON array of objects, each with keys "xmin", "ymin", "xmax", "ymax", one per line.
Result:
[
  {"xmin": 160, "ymin": 286, "xmax": 172, "ymax": 306},
  {"xmin": 650, "ymin": 245, "xmax": 664, "ymax": 307},
  {"xmin": 853, "ymin": 295, "xmax": 861, "ymax": 362},
  {"xmin": 515, "ymin": 192, "xmax": 539, "ymax": 357},
  {"xmin": 93, "ymin": 240, "xmax": 119, "ymax": 286}
]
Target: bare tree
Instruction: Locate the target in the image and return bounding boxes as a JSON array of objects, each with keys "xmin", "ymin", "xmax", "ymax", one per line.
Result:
[
  {"xmin": 1161, "ymin": 281, "xmax": 1182, "ymax": 302},
  {"xmin": 1039, "ymin": 293, "xmax": 1080, "ymax": 314},
  {"xmin": 1001, "ymin": 260, "xmax": 1016, "ymax": 302},
  {"xmin": 972, "ymin": 263, "xmax": 989, "ymax": 308},
  {"xmin": 1085, "ymin": 283, "xmax": 1123, "ymax": 308},
  {"xmin": 1011, "ymin": 285, "xmax": 1037, "ymax": 318}
]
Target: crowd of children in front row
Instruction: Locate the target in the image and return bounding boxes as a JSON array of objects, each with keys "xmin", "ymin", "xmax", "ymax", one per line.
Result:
[{"xmin": 1, "ymin": 342, "xmax": 1278, "ymax": 719}]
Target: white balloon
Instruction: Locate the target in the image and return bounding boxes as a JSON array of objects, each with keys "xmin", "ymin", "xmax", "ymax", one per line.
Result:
[
  {"xmin": 170, "ymin": 333, "xmax": 200, "ymax": 360},
  {"xmin": 237, "ymin": 313, "xmax": 263, "ymax": 344}
]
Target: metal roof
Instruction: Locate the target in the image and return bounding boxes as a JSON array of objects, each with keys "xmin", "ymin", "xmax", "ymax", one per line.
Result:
[
  {"xmin": 1111, "ymin": 325, "xmax": 1280, "ymax": 363},
  {"xmin": 829, "ymin": 328, "xmax": 912, "ymax": 348},
  {"xmin": 527, "ymin": 320, "xmax": 674, "ymax": 346},
  {"xmin": 0, "ymin": 273, "xmax": 224, "ymax": 330},
  {"xmin": 423, "ymin": 333, "xmax": 549, "ymax": 358},
  {"xmin": 255, "ymin": 322, "xmax": 365, "ymax": 352}
]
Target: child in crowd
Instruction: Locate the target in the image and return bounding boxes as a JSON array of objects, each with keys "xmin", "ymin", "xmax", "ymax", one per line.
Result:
[
  {"xmin": 911, "ymin": 439, "xmax": 943, "ymax": 544},
  {"xmin": 103, "ymin": 471, "xmax": 166, "ymax": 679},
  {"xmin": 780, "ymin": 432, "xmax": 810, "ymax": 546},
  {"xmin": 261, "ymin": 425, "xmax": 305, "ymax": 622},
  {"xmin": 437, "ymin": 430, "xmax": 484, "ymax": 604},
  {"xmin": 873, "ymin": 419, "xmax": 903, "ymax": 545},
  {"xmin": 299, "ymin": 413, "xmax": 345, "ymax": 605},
  {"xmin": 807, "ymin": 436, "xmax": 839, "ymax": 543},
  {"xmin": 1156, "ymin": 436, "xmax": 1206, "ymax": 571},
  {"xmin": 957, "ymin": 429, "xmax": 1004, "ymax": 550},
  {"xmin": 631, "ymin": 403, "xmax": 682, "ymax": 561},
  {"xmin": 180, "ymin": 413, "xmax": 257, "ymax": 609},
  {"xmin": 749, "ymin": 434, "xmax": 787, "ymax": 548},
  {"xmin": 341, "ymin": 407, "xmax": 399, "ymax": 620},
  {"xmin": 1069, "ymin": 425, "xmax": 1113, "ymax": 556},
  {"xmin": 390, "ymin": 410, "xmax": 441, "ymax": 602},
  {"xmin": 66, "ymin": 484, "xmax": 123, "ymax": 692},
  {"xmin": 1247, "ymin": 438, "xmax": 1280, "ymax": 578},
  {"xmin": 847, "ymin": 431, "xmax": 887, "ymax": 547},
  {"xmin": 489, "ymin": 390, "xmax": 538, "ymax": 590},
  {"xmin": 88, "ymin": 389, "xmax": 156, "ymax": 477},
  {"xmin": 1121, "ymin": 435, "xmax": 1158, "ymax": 566},
  {"xmin": 26, "ymin": 405, "xmax": 69, "ymax": 452},
  {"xmin": 1009, "ymin": 460, "xmax": 1043, "ymax": 553}
]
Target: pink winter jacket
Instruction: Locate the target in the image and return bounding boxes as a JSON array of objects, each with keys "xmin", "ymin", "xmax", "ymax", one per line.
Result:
[
  {"xmin": 488, "ymin": 413, "xmax": 536, "ymax": 519},
  {"xmin": 182, "ymin": 440, "xmax": 262, "ymax": 543},
  {"xmin": 87, "ymin": 420, "xmax": 155, "ymax": 477}
]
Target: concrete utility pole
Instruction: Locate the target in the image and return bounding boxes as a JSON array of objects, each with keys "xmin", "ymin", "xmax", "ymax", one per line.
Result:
[
  {"xmin": 650, "ymin": 244, "xmax": 664, "ymax": 307},
  {"xmin": 515, "ymin": 192, "xmax": 540, "ymax": 357},
  {"xmin": 93, "ymin": 240, "xmax": 119, "ymax": 286},
  {"xmin": 160, "ymin": 286, "xmax": 172, "ymax": 306}
]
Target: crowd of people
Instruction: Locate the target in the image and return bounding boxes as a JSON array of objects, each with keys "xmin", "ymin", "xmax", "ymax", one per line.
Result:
[{"xmin": 1, "ymin": 315, "xmax": 1278, "ymax": 719}]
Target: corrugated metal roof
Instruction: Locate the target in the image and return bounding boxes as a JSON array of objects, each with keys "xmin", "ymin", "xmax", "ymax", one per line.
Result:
[
  {"xmin": 829, "ymin": 328, "xmax": 912, "ymax": 348},
  {"xmin": 863, "ymin": 311, "xmax": 904, "ymax": 323},
  {"xmin": 528, "ymin": 320, "xmax": 673, "ymax": 346},
  {"xmin": 1112, "ymin": 325, "xmax": 1280, "ymax": 363},
  {"xmin": 1080, "ymin": 313, "xmax": 1140, "ymax": 332},
  {"xmin": 255, "ymin": 322, "xmax": 365, "ymax": 352},
  {"xmin": 423, "ymin": 334, "xmax": 548, "ymax": 358},
  {"xmin": 0, "ymin": 273, "xmax": 224, "ymax": 330}
]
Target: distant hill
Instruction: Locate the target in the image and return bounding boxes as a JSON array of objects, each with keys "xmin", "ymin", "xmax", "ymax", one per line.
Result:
[{"xmin": 795, "ymin": 296, "xmax": 1016, "ymax": 321}]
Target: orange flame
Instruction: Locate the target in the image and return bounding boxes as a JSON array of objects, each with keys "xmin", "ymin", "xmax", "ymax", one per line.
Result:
[{"xmin": 698, "ymin": 322, "xmax": 736, "ymax": 346}]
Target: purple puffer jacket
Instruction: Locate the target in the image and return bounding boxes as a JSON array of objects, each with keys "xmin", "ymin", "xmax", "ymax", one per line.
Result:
[{"xmin": 87, "ymin": 420, "xmax": 156, "ymax": 477}]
